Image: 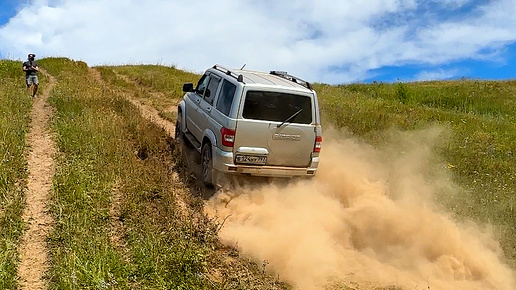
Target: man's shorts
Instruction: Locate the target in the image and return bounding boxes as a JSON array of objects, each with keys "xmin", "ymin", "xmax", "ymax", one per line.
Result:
[{"xmin": 26, "ymin": 75, "xmax": 39, "ymax": 86}]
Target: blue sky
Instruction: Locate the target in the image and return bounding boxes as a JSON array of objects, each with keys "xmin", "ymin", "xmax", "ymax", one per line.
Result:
[{"xmin": 1, "ymin": 0, "xmax": 515, "ymax": 84}]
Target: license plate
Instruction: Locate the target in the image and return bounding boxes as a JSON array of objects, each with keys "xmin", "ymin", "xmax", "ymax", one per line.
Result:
[{"xmin": 235, "ymin": 154, "xmax": 267, "ymax": 165}]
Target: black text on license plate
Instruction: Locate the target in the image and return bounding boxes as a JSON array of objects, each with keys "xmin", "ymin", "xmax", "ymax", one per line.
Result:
[{"xmin": 235, "ymin": 155, "xmax": 267, "ymax": 165}]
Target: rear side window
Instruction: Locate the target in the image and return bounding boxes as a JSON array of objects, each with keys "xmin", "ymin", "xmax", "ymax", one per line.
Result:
[
  {"xmin": 243, "ymin": 91, "xmax": 312, "ymax": 124},
  {"xmin": 204, "ymin": 76, "xmax": 220, "ymax": 105},
  {"xmin": 216, "ymin": 80, "xmax": 236, "ymax": 116}
]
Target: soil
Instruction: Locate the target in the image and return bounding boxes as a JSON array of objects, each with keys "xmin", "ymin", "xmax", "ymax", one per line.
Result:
[{"xmin": 17, "ymin": 69, "xmax": 57, "ymax": 289}]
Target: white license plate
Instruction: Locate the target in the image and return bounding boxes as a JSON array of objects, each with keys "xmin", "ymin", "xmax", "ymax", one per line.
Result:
[{"xmin": 235, "ymin": 155, "xmax": 267, "ymax": 165}]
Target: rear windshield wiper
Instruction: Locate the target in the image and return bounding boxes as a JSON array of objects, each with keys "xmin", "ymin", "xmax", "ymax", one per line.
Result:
[{"xmin": 277, "ymin": 108, "xmax": 303, "ymax": 128}]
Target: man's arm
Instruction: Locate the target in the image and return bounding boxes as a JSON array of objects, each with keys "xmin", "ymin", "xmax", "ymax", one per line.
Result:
[{"xmin": 22, "ymin": 62, "xmax": 38, "ymax": 72}]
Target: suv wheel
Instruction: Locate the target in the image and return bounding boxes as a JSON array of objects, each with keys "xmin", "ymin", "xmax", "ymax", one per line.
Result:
[
  {"xmin": 175, "ymin": 111, "xmax": 183, "ymax": 142},
  {"xmin": 201, "ymin": 142, "xmax": 214, "ymax": 187}
]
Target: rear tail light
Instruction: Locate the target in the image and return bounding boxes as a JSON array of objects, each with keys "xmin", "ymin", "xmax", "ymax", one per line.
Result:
[
  {"xmin": 314, "ymin": 136, "xmax": 322, "ymax": 153},
  {"xmin": 221, "ymin": 127, "xmax": 236, "ymax": 147}
]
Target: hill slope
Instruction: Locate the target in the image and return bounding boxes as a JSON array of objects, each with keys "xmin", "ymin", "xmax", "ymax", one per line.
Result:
[{"xmin": 1, "ymin": 57, "xmax": 515, "ymax": 289}]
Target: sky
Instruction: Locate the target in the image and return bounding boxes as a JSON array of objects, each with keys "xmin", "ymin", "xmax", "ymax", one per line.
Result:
[{"xmin": 1, "ymin": 0, "xmax": 516, "ymax": 84}]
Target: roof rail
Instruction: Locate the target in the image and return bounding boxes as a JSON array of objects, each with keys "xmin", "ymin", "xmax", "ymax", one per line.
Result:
[
  {"xmin": 270, "ymin": 71, "xmax": 312, "ymax": 90},
  {"xmin": 213, "ymin": 64, "xmax": 244, "ymax": 83}
]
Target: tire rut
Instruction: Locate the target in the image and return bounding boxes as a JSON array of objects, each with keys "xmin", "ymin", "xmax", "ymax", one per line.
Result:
[
  {"xmin": 88, "ymin": 67, "xmax": 192, "ymax": 228},
  {"xmin": 90, "ymin": 67, "xmax": 289, "ymax": 289},
  {"xmin": 17, "ymin": 68, "xmax": 57, "ymax": 290}
]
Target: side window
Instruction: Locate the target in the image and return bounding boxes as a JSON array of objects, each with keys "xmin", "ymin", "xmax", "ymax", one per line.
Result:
[
  {"xmin": 216, "ymin": 80, "xmax": 236, "ymax": 116},
  {"xmin": 204, "ymin": 76, "xmax": 221, "ymax": 105},
  {"xmin": 196, "ymin": 74, "xmax": 210, "ymax": 96}
]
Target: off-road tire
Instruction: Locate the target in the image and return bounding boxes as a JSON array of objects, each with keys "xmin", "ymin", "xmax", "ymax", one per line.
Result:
[
  {"xmin": 201, "ymin": 142, "xmax": 214, "ymax": 187},
  {"xmin": 175, "ymin": 111, "xmax": 184, "ymax": 143}
]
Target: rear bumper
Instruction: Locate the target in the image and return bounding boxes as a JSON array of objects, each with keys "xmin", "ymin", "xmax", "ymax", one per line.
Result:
[{"xmin": 212, "ymin": 147, "xmax": 319, "ymax": 177}]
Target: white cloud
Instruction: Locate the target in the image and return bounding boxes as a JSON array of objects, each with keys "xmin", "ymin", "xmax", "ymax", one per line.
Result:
[
  {"xmin": 412, "ymin": 68, "xmax": 462, "ymax": 82},
  {"xmin": 0, "ymin": 0, "xmax": 515, "ymax": 83}
]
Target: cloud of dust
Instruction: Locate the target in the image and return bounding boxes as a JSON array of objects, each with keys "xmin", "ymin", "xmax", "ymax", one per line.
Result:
[{"xmin": 206, "ymin": 127, "xmax": 516, "ymax": 290}]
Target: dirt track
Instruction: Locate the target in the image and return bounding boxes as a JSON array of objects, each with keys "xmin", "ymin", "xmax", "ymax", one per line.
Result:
[{"xmin": 17, "ymin": 69, "xmax": 56, "ymax": 289}]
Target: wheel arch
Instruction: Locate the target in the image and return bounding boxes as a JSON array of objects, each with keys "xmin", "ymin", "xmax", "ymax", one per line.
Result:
[
  {"xmin": 202, "ymin": 129, "xmax": 217, "ymax": 150},
  {"xmin": 177, "ymin": 101, "xmax": 186, "ymax": 132}
]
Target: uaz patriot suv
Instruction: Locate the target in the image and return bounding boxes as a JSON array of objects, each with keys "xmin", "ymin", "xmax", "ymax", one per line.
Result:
[{"xmin": 176, "ymin": 65, "xmax": 322, "ymax": 187}]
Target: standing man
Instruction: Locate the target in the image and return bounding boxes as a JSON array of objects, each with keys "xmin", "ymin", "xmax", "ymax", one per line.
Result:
[{"xmin": 22, "ymin": 53, "xmax": 39, "ymax": 97}]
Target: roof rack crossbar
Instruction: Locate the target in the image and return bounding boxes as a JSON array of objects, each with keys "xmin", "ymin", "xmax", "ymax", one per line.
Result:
[
  {"xmin": 270, "ymin": 70, "xmax": 312, "ymax": 90},
  {"xmin": 213, "ymin": 64, "xmax": 245, "ymax": 83}
]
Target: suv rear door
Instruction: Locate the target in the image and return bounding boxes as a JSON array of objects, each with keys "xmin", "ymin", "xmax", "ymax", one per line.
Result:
[
  {"xmin": 233, "ymin": 89, "xmax": 316, "ymax": 167},
  {"xmin": 198, "ymin": 74, "xmax": 221, "ymax": 131},
  {"xmin": 185, "ymin": 74, "xmax": 210, "ymax": 141}
]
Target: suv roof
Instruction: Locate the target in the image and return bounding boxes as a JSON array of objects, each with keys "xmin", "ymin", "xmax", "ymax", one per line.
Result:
[{"xmin": 211, "ymin": 64, "xmax": 313, "ymax": 92}]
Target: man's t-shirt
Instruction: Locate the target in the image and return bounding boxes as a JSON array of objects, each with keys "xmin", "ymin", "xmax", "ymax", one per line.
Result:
[{"xmin": 23, "ymin": 61, "xmax": 38, "ymax": 76}]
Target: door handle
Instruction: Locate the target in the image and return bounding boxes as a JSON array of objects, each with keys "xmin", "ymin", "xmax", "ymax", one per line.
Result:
[
  {"xmin": 206, "ymin": 107, "xmax": 212, "ymax": 113},
  {"xmin": 195, "ymin": 98, "xmax": 200, "ymax": 103}
]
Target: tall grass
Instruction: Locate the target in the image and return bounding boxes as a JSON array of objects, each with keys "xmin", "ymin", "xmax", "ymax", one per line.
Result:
[
  {"xmin": 0, "ymin": 60, "xmax": 33, "ymax": 288},
  {"xmin": 315, "ymin": 81, "xmax": 516, "ymax": 266},
  {"xmin": 12, "ymin": 57, "xmax": 514, "ymax": 287},
  {"xmin": 94, "ymin": 64, "xmax": 516, "ymax": 269},
  {"xmin": 97, "ymin": 65, "xmax": 200, "ymax": 121},
  {"xmin": 39, "ymin": 58, "xmax": 221, "ymax": 289},
  {"xmin": 106, "ymin": 64, "xmax": 199, "ymax": 100}
]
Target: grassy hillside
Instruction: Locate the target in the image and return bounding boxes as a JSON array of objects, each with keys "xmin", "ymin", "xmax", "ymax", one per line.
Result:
[
  {"xmin": 99, "ymin": 64, "xmax": 516, "ymax": 263},
  {"xmin": 35, "ymin": 58, "xmax": 285, "ymax": 289},
  {"xmin": 1, "ymin": 57, "xmax": 515, "ymax": 288},
  {"xmin": 0, "ymin": 60, "xmax": 33, "ymax": 288},
  {"xmin": 98, "ymin": 64, "xmax": 516, "ymax": 266},
  {"xmin": 316, "ymin": 80, "xmax": 516, "ymax": 265},
  {"xmin": 96, "ymin": 64, "xmax": 199, "ymax": 122}
]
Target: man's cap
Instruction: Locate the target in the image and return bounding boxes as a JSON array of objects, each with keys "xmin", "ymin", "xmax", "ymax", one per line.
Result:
[{"xmin": 28, "ymin": 53, "xmax": 35, "ymax": 58}]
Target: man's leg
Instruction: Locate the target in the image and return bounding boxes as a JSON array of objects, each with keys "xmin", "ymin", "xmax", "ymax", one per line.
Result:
[
  {"xmin": 32, "ymin": 75, "xmax": 39, "ymax": 97},
  {"xmin": 32, "ymin": 83, "xmax": 39, "ymax": 97},
  {"xmin": 26, "ymin": 76, "xmax": 33, "ymax": 96}
]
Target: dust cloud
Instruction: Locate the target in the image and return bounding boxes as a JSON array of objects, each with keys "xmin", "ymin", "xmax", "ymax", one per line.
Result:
[{"xmin": 206, "ymin": 127, "xmax": 516, "ymax": 290}]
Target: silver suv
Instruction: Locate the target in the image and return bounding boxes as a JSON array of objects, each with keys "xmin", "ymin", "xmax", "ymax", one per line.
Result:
[{"xmin": 176, "ymin": 65, "xmax": 322, "ymax": 187}]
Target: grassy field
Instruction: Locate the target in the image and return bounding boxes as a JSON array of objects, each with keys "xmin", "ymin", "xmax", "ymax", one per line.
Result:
[
  {"xmin": 1, "ymin": 57, "xmax": 515, "ymax": 288},
  {"xmin": 98, "ymin": 64, "xmax": 516, "ymax": 269},
  {"xmin": 316, "ymin": 80, "xmax": 516, "ymax": 266},
  {"xmin": 96, "ymin": 64, "xmax": 199, "ymax": 122},
  {"xmin": 37, "ymin": 58, "xmax": 286, "ymax": 289},
  {"xmin": 0, "ymin": 60, "xmax": 34, "ymax": 288}
]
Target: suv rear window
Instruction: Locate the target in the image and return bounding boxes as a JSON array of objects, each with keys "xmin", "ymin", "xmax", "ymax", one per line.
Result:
[
  {"xmin": 216, "ymin": 80, "xmax": 236, "ymax": 116},
  {"xmin": 243, "ymin": 91, "xmax": 312, "ymax": 124}
]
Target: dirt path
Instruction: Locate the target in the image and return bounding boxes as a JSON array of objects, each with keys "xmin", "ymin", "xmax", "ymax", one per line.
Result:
[
  {"xmin": 88, "ymin": 68, "xmax": 192, "ymax": 218},
  {"xmin": 92, "ymin": 68, "xmax": 177, "ymax": 135},
  {"xmin": 89, "ymin": 67, "xmax": 287, "ymax": 289},
  {"xmin": 17, "ymin": 69, "xmax": 56, "ymax": 289}
]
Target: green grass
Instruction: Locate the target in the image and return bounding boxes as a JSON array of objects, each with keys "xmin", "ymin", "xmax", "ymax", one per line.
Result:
[
  {"xmin": 38, "ymin": 58, "xmax": 287, "ymax": 289},
  {"xmin": 96, "ymin": 63, "xmax": 516, "ymax": 279},
  {"xmin": 106, "ymin": 64, "xmax": 199, "ymax": 100},
  {"xmin": 97, "ymin": 65, "xmax": 200, "ymax": 122},
  {"xmin": 0, "ymin": 60, "xmax": 33, "ymax": 288},
  {"xmin": 38, "ymin": 58, "xmax": 216, "ymax": 288},
  {"xmin": 315, "ymin": 81, "xmax": 516, "ymax": 266},
  {"xmin": 95, "ymin": 64, "xmax": 516, "ymax": 269},
  {"xmin": 4, "ymin": 56, "xmax": 515, "ymax": 288}
]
